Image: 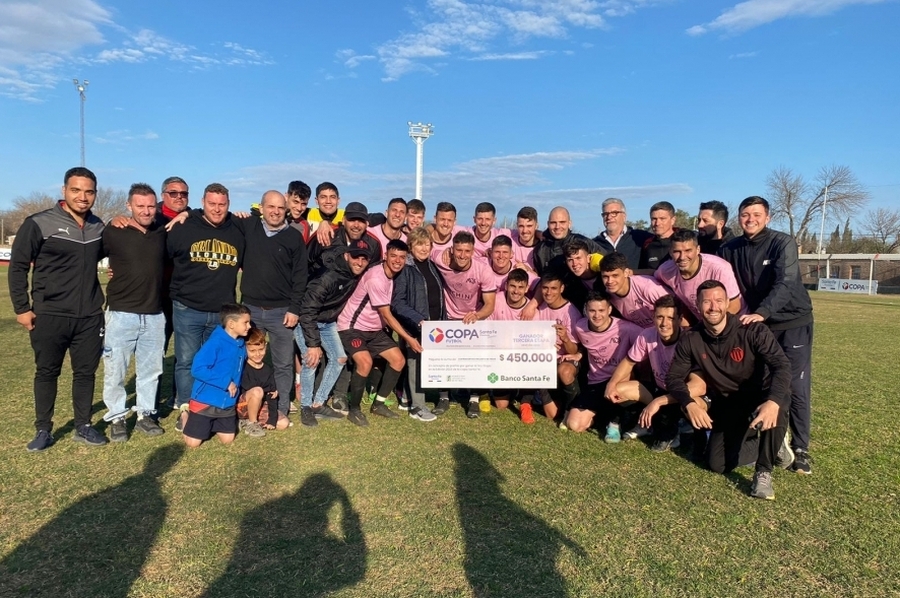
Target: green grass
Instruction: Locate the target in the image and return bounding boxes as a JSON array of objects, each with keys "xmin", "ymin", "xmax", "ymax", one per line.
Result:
[{"xmin": 1, "ymin": 266, "xmax": 899, "ymax": 597}]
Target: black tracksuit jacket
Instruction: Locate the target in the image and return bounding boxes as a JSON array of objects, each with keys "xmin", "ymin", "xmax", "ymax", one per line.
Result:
[
  {"xmin": 666, "ymin": 314, "xmax": 792, "ymax": 411},
  {"xmin": 297, "ymin": 250, "xmax": 362, "ymax": 348},
  {"xmin": 717, "ymin": 227, "xmax": 813, "ymax": 330}
]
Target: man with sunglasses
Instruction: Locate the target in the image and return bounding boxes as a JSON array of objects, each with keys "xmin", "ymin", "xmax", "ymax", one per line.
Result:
[{"xmin": 593, "ymin": 198, "xmax": 650, "ymax": 271}]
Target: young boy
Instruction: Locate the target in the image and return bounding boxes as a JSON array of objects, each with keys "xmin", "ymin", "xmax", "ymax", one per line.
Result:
[
  {"xmin": 237, "ymin": 327, "xmax": 290, "ymax": 437},
  {"xmin": 180, "ymin": 303, "xmax": 251, "ymax": 448}
]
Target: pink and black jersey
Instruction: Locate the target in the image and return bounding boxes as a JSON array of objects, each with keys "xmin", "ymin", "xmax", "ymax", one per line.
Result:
[
  {"xmin": 490, "ymin": 297, "xmax": 527, "ymax": 321},
  {"xmin": 367, "ymin": 224, "xmax": 407, "ymax": 256},
  {"xmin": 655, "ymin": 254, "xmax": 746, "ymax": 320},
  {"xmin": 487, "ymin": 263, "xmax": 539, "ymax": 295},
  {"xmin": 572, "ymin": 317, "xmax": 643, "ymax": 384},
  {"xmin": 435, "ymin": 259, "xmax": 497, "ymax": 319},
  {"xmin": 510, "ymin": 230, "xmax": 537, "ymax": 270},
  {"xmin": 429, "ymin": 225, "xmax": 468, "ymax": 264},
  {"xmin": 608, "ymin": 275, "xmax": 670, "ymax": 329},
  {"xmin": 627, "ymin": 327, "xmax": 678, "ymax": 390},
  {"xmin": 472, "ymin": 227, "xmax": 512, "ymax": 263},
  {"xmin": 537, "ymin": 301, "xmax": 581, "ymax": 356},
  {"xmin": 337, "ymin": 265, "xmax": 393, "ymax": 332}
]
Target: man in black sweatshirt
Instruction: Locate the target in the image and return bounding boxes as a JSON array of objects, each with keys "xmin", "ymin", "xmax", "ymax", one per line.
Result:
[
  {"xmin": 638, "ymin": 201, "xmax": 679, "ymax": 272},
  {"xmin": 9, "ymin": 167, "xmax": 109, "ymax": 451},
  {"xmin": 697, "ymin": 200, "xmax": 737, "ymax": 255},
  {"xmin": 667, "ymin": 280, "xmax": 793, "ymax": 500},
  {"xmin": 166, "ymin": 183, "xmax": 244, "ymax": 428},
  {"xmin": 718, "ymin": 196, "xmax": 814, "ymax": 475},
  {"xmin": 232, "ymin": 190, "xmax": 308, "ymax": 417}
]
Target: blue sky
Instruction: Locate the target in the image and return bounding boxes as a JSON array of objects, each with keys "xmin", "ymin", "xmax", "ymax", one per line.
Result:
[{"xmin": 1, "ymin": 0, "xmax": 898, "ymax": 236}]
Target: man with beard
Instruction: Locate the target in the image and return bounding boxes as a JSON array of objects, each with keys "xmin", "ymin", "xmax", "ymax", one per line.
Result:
[
  {"xmin": 666, "ymin": 280, "xmax": 794, "ymax": 500},
  {"xmin": 470, "ymin": 202, "xmax": 511, "ymax": 263},
  {"xmin": 655, "ymin": 229, "xmax": 746, "ymax": 322},
  {"xmin": 308, "ymin": 201, "xmax": 381, "ymax": 275},
  {"xmin": 697, "ymin": 200, "xmax": 736, "ymax": 255},
  {"xmin": 10, "ymin": 167, "xmax": 108, "ymax": 450},
  {"xmin": 511, "ymin": 206, "xmax": 540, "ymax": 271},
  {"xmin": 167, "ymin": 183, "xmax": 245, "ymax": 431},
  {"xmin": 368, "ymin": 197, "xmax": 408, "ymax": 255}
]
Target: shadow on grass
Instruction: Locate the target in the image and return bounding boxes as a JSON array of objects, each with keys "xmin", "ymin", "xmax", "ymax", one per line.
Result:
[
  {"xmin": 0, "ymin": 444, "xmax": 184, "ymax": 598},
  {"xmin": 453, "ymin": 443, "xmax": 585, "ymax": 598},
  {"xmin": 201, "ymin": 472, "xmax": 366, "ymax": 598}
]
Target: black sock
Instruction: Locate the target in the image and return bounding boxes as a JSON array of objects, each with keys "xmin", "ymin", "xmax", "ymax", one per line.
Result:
[
  {"xmin": 265, "ymin": 398, "xmax": 279, "ymax": 427},
  {"xmin": 349, "ymin": 371, "xmax": 367, "ymax": 409},
  {"xmin": 377, "ymin": 367, "xmax": 402, "ymax": 400},
  {"xmin": 561, "ymin": 381, "xmax": 579, "ymax": 409}
]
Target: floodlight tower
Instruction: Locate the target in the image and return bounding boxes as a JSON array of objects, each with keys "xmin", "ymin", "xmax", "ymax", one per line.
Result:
[
  {"xmin": 73, "ymin": 79, "xmax": 89, "ymax": 167},
  {"xmin": 408, "ymin": 121, "xmax": 434, "ymax": 200}
]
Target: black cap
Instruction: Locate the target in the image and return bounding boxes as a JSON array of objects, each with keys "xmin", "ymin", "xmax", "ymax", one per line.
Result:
[
  {"xmin": 346, "ymin": 239, "xmax": 371, "ymax": 258},
  {"xmin": 344, "ymin": 201, "xmax": 368, "ymax": 221}
]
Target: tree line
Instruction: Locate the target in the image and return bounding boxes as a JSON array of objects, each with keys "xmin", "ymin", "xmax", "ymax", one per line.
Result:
[{"xmin": 1, "ymin": 168, "xmax": 897, "ymax": 254}]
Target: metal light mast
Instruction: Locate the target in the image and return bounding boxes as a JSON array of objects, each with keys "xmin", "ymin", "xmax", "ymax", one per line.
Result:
[
  {"xmin": 408, "ymin": 122, "xmax": 434, "ymax": 200},
  {"xmin": 73, "ymin": 79, "xmax": 89, "ymax": 166}
]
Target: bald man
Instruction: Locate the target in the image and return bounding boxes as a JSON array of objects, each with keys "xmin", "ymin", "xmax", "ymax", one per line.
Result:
[
  {"xmin": 232, "ymin": 190, "xmax": 309, "ymax": 416},
  {"xmin": 532, "ymin": 206, "xmax": 604, "ymax": 306}
]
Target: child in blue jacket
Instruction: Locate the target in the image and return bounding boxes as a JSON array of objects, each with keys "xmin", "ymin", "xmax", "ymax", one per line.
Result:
[{"xmin": 181, "ymin": 303, "xmax": 251, "ymax": 447}]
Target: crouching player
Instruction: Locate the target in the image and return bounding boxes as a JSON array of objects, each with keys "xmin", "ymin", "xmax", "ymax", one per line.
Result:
[
  {"xmin": 561, "ymin": 292, "xmax": 642, "ymax": 435},
  {"xmin": 238, "ymin": 327, "xmax": 290, "ymax": 437},
  {"xmin": 181, "ymin": 304, "xmax": 251, "ymax": 448},
  {"xmin": 605, "ymin": 295, "xmax": 708, "ymax": 452},
  {"xmin": 536, "ymin": 270, "xmax": 582, "ymax": 423}
]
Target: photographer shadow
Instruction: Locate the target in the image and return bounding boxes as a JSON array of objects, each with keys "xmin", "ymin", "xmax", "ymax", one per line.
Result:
[
  {"xmin": 202, "ymin": 472, "xmax": 367, "ymax": 598},
  {"xmin": 0, "ymin": 444, "xmax": 184, "ymax": 597},
  {"xmin": 454, "ymin": 443, "xmax": 585, "ymax": 598}
]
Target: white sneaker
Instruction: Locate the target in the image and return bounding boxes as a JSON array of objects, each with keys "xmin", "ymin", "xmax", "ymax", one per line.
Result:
[{"xmin": 623, "ymin": 425, "xmax": 651, "ymax": 440}]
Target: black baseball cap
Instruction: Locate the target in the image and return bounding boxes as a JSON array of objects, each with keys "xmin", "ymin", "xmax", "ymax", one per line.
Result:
[
  {"xmin": 347, "ymin": 240, "xmax": 371, "ymax": 258},
  {"xmin": 344, "ymin": 201, "xmax": 368, "ymax": 221}
]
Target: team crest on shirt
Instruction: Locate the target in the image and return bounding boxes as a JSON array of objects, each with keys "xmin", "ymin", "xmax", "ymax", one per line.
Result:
[{"xmin": 730, "ymin": 347, "xmax": 744, "ymax": 362}]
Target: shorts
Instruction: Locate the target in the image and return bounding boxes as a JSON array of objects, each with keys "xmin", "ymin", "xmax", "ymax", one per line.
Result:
[
  {"xmin": 339, "ymin": 328, "xmax": 398, "ymax": 357},
  {"xmin": 569, "ymin": 380, "xmax": 610, "ymax": 413},
  {"xmin": 183, "ymin": 411, "xmax": 237, "ymax": 440}
]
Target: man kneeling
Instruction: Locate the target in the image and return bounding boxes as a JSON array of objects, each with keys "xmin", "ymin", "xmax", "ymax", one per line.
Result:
[{"xmin": 666, "ymin": 280, "xmax": 794, "ymax": 500}]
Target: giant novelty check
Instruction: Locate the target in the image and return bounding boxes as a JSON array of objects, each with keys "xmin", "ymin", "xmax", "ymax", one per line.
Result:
[{"xmin": 420, "ymin": 320, "xmax": 558, "ymax": 389}]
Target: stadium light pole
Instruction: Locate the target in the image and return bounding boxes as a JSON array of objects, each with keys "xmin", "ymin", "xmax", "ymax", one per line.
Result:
[
  {"xmin": 73, "ymin": 79, "xmax": 89, "ymax": 167},
  {"xmin": 408, "ymin": 122, "xmax": 433, "ymax": 200}
]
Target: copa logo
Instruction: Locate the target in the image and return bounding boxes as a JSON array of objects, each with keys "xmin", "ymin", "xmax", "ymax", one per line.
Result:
[
  {"xmin": 445, "ymin": 328, "xmax": 480, "ymax": 340},
  {"xmin": 842, "ymin": 282, "xmax": 866, "ymax": 291},
  {"xmin": 429, "ymin": 328, "xmax": 445, "ymax": 343}
]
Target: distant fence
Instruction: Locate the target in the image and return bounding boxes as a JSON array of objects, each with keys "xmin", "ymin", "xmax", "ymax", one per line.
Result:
[{"xmin": 799, "ymin": 254, "xmax": 900, "ymax": 295}]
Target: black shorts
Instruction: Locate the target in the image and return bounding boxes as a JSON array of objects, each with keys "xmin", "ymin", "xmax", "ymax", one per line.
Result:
[
  {"xmin": 183, "ymin": 411, "xmax": 237, "ymax": 440},
  {"xmin": 569, "ymin": 380, "xmax": 610, "ymax": 413},
  {"xmin": 339, "ymin": 329, "xmax": 398, "ymax": 357}
]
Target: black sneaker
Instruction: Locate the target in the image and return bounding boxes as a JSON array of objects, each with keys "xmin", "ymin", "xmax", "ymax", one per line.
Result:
[
  {"xmin": 135, "ymin": 415, "xmax": 164, "ymax": 436},
  {"xmin": 370, "ymin": 401, "xmax": 399, "ymax": 419},
  {"xmin": 109, "ymin": 418, "xmax": 129, "ymax": 443},
  {"xmin": 347, "ymin": 408, "xmax": 369, "ymax": 427},
  {"xmin": 467, "ymin": 400, "xmax": 480, "ymax": 419},
  {"xmin": 312, "ymin": 404, "xmax": 344, "ymax": 420},
  {"xmin": 300, "ymin": 406, "xmax": 318, "ymax": 427},
  {"xmin": 790, "ymin": 449, "xmax": 813, "ymax": 475},
  {"xmin": 650, "ymin": 435, "xmax": 681, "ymax": 452},
  {"xmin": 331, "ymin": 396, "xmax": 349, "ymax": 414},
  {"xmin": 73, "ymin": 424, "xmax": 109, "ymax": 446},
  {"xmin": 26, "ymin": 430, "xmax": 55, "ymax": 452},
  {"xmin": 432, "ymin": 398, "xmax": 451, "ymax": 416}
]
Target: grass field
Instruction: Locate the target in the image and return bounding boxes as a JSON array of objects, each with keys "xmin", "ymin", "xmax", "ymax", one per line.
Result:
[{"xmin": 1, "ymin": 265, "xmax": 899, "ymax": 597}]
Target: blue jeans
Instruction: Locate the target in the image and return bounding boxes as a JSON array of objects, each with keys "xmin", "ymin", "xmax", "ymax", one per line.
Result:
[
  {"xmin": 172, "ymin": 300, "xmax": 220, "ymax": 407},
  {"xmin": 294, "ymin": 322, "xmax": 346, "ymax": 407},
  {"xmin": 102, "ymin": 310, "xmax": 165, "ymax": 421},
  {"xmin": 247, "ymin": 304, "xmax": 295, "ymax": 415}
]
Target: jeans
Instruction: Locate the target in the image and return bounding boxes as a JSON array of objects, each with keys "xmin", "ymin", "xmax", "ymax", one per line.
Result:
[
  {"xmin": 172, "ymin": 300, "xmax": 220, "ymax": 407},
  {"xmin": 247, "ymin": 304, "xmax": 295, "ymax": 415},
  {"xmin": 30, "ymin": 313, "xmax": 104, "ymax": 431},
  {"xmin": 294, "ymin": 322, "xmax": 346, "ymax": 407},
  {"xmin": 102, "ymin": 310, "xmax": 165, "ymax": 421}
]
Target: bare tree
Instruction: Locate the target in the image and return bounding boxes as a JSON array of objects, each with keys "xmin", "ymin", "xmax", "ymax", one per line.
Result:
[
  {"xmin": 766, "ymin": 164, "xmax": 869, "ymax": 250},
  {"xmin": 92, "ymin": 187, "xmax": 128, "ymax": 223},
  {"xmin": 860, "ymin": 207, "xmax": 900, "ymax": 253}
]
